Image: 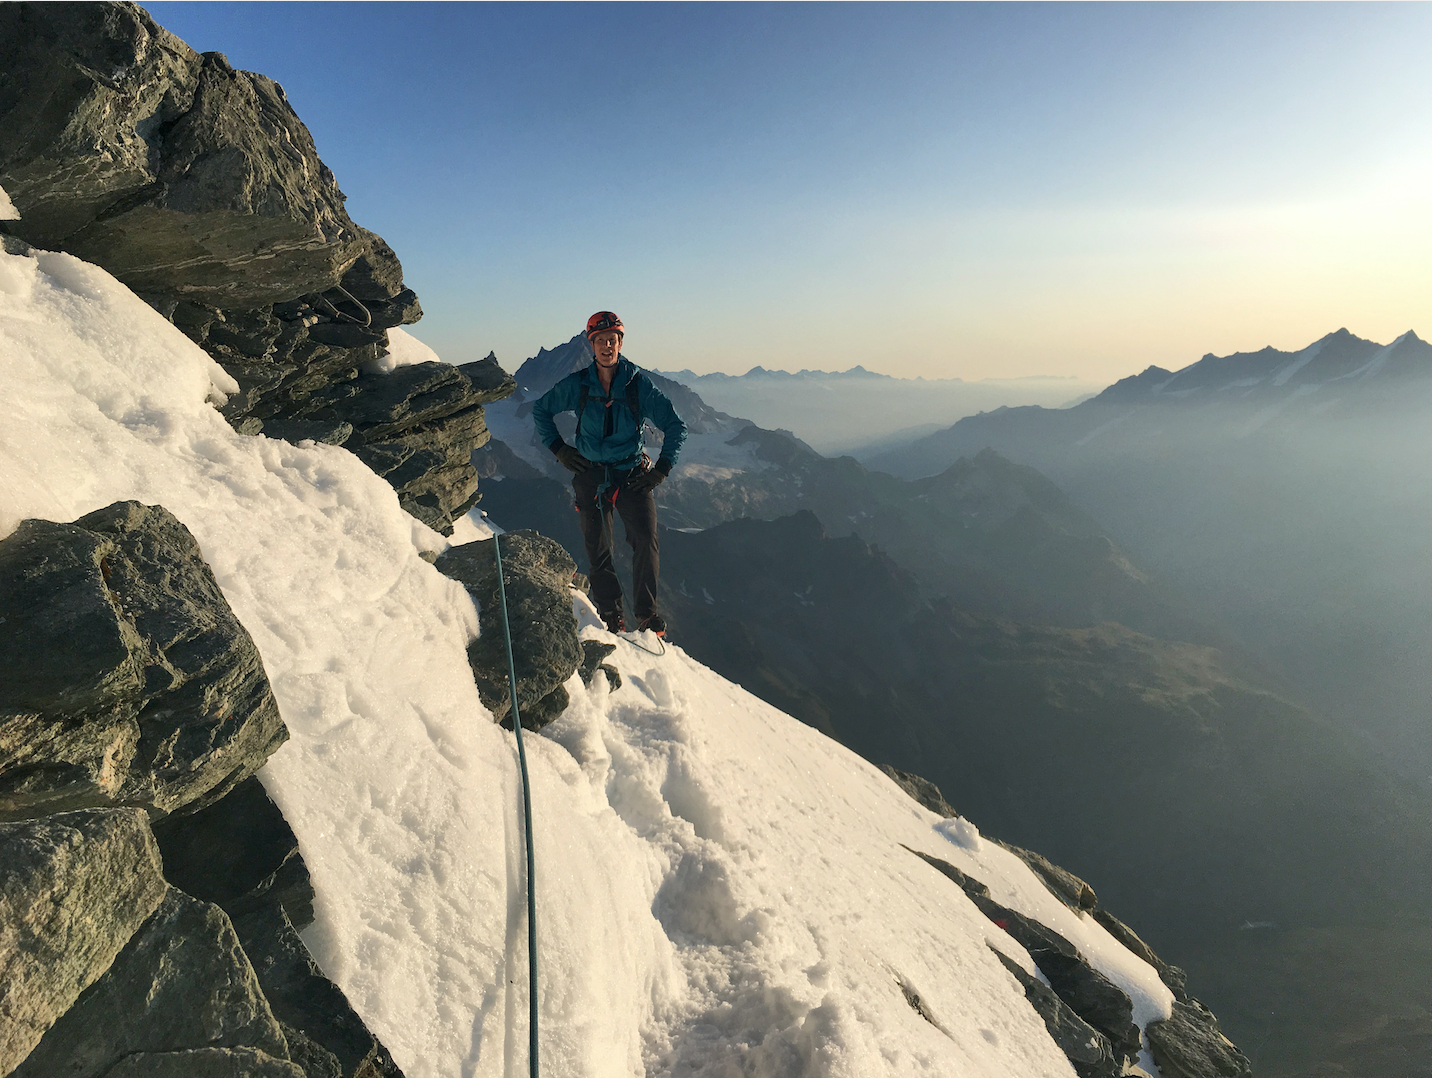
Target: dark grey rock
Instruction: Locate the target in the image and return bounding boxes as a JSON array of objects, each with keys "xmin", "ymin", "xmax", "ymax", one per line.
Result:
[
  {"xmin": 991, "ymin": 947, "xmax": 1119, "ymax": 1078},
  {"xmin": 515, "ymin": 684, "xmax": 570, "ymax": 731},
  {"xmin": 881, "ymin": 765, "xmax": 957, "ymax": 817},
  {"xmin": 1035, "ymin": 950, "xmax": 1142, "ymax": 1063},
  {"xmin": 99, "ymin": 1047, "xmax": 305, "ymax": 1078},
  {"xmin": 435, "ymin": 532, "xmax": 582, "ymax": 729},
  {"xmin": 230, "ymin": 901, "xmax": 403, "ymax": 1078},
  {"xmin": 456, "ymin": 353, "xmax": 520, "ymax": 405},
  {"xmin": 278, "ymin": 1025, "xmax": 341, "ymax": 1078},
  {"xmin": 0, "ymin": 3, "xmax": 363, "ymax": 307},
  {"xmin": 257, "ymin": 417, "xmax": 354, "ymax": 447},
  {"xmin": 579, "ymin": 641, "xmax": 617, "ymax": 685},
  {"xmin": 995, "ymin": 839, "xmax": 1098, "ymax": 913},
  {"xmin": 0, "ymin": 809, "xmax": 168, "ymax": 1074},
  {"xmin": 0, "ymin": 502, "xmax": 287, "ymax": 820},
  {"xmin": 0, "ymin": 522, "xmax": 144, "ymax": 817},
  {"xmin": 13, "ymin": 889, "xmax": 288, "ymax": 1078},
  {"xmin": 153, "ymin": 775, "xmax": 314, "ymax": 929},
  {"xmin": 904, "ymin": 844, "xmax": 990, "ymax": 900},
  {"xmin": 319, "ymin": 359, "xmax": 511, "ymax": 533},
  {"xmin": 1146, "ymin": 999, "xmax": 1254, "ymax": 1078}
]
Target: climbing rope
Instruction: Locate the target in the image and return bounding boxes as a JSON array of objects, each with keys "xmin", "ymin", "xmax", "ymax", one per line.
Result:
[
  {"xmin": 618, "ymin": 630, "xmax": 666, "ymax": 657},
  {"xmin": 492, "ymin": 534, "xmax": 539, "ymax": 1077}
]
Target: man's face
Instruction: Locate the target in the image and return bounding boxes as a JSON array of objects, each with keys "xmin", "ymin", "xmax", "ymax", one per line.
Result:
[{"xmin": 592, "ymin": 330, "xmax": 622, "ymax": 367}]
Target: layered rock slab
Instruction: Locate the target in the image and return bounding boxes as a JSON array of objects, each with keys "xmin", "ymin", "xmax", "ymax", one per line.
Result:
[
  {"xmin": 0, "ymin": 2, "xmax": 361, "ymax": 307},
  {"xmin": 0, "ymin": 809, "xmax": 168, "ymax": 1074},
  {"xmin": 0, "ymin": 2, "xmax": 519, "ymax": 536},
  {"xmin": 12, "ymin": 889, "xmax": 289, "ymax": 1078},
  {"xmin": 0, "ymin": 501, "xmax": 286, "ymax": 820}
]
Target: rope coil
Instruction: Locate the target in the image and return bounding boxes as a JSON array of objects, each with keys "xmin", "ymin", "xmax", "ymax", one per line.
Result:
[{"xmin": 493, "ymin": 534, "xmax": 539, "ymax": 1077}]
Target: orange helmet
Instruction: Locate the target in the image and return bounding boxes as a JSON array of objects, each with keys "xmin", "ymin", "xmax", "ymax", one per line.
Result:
[{"xmin": 586, "ymin": 311, "xmax": 624, "ymax": 340}]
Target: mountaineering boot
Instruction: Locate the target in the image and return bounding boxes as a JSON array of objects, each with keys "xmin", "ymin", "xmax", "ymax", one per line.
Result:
[
  {"xmin": 638, "ymin": 614, "xmax": 666, "ymax": 637},
  {"xmin": 601, "ymin": 609, "xmax": 625, "ymax": 633}
]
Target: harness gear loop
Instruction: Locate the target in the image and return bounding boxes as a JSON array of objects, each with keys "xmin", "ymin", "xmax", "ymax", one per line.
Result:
[{"xmin": 493, "ymin": 534, "xmax": 540, "ymax": 1077}]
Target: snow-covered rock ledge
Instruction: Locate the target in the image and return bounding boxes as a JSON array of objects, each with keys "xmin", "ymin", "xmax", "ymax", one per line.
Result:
[{"xmin": 0, "ymin": 211, "xmax": 1254, "ymax": 1076}]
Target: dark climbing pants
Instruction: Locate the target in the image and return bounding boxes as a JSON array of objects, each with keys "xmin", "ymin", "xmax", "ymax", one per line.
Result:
[{"xmin": 573, "ymin": 469, "xmax": 660, "ymax": 624}]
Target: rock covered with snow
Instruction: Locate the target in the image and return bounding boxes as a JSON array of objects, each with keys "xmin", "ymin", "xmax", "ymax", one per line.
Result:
[
  {"xmin": 0, "ymin": 497, "xmax": 405, "ymax": 1077},
  {"xmin": 0, "ymin": 501, "xmax": 287, "ymax": 821}
]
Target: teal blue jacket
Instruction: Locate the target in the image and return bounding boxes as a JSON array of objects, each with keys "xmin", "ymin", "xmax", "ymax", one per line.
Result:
[{"xmin": 532, "ymin": 358, "xmax": 687, "ymax": 471}]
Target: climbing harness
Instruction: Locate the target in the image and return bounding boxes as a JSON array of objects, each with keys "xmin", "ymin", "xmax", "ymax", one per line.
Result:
[
  {"xmin": 572, "ymin": 374, "xmax": 644, "ymax": 449},
  {"xmin": 492, "ymin": 535, "xmax": 540, "ymax": 1077}
]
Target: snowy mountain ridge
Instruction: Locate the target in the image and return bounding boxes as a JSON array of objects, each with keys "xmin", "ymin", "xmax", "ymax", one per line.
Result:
[
  {"xmin": 0, "ymin": 216, "xmax": 1203, "ymax": 1076},
  {"xmin": 1092, "ymin": 327, "xmax": 1429, "ymax": 404}
]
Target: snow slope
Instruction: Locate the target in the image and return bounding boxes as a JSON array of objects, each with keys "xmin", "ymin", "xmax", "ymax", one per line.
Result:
[{"xmin": 0, "ymin": 234, "xmax": 1171, "ymax": 1076}]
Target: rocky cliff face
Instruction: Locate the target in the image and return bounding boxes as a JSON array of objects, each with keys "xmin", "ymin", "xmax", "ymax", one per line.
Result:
[
  {"xmin": 0, "ymin": 1, "xmax": 514, "ymax": 534},
  {"xmin": 0, "ymin": 503, "xmax": 402, "ymax": 1078}
]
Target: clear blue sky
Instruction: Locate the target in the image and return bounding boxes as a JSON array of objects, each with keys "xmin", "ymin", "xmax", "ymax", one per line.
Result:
[{"xmin": 145, "ymin": 2, "xmax": 1432, "ymax": 380}]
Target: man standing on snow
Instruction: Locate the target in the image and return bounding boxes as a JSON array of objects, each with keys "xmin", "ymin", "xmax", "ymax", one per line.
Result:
[{"xmin": 532, "ymin": 311, "xmax": 687, "ymax": 636}]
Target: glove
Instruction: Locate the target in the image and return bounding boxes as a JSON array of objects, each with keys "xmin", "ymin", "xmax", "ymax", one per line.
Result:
[
  {"xmin": 626, "ymin": 460, "xmax": 670, "ymax": 494},
  {"xmin": 553, "ymin": 442, "xmax": 592, "ymax": 474}
]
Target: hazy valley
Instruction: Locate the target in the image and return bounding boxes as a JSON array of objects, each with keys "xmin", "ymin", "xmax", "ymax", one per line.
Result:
[{"xmin": 478, "ymin": 330, "xmax": 1432, "ymax": 1076}]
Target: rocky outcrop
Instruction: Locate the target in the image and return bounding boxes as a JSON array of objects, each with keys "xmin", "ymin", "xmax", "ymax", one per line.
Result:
[
  {"xmin": 990, "ymin": 948, "xmax": 1120, "ymax": 1078},
  {"xmin": 0, "ymin": 502, "xmax": 286, "ymax": 821},
  {"xmin": 0, "ymin": 504, "xmax": 402, "ymax": 1077},
  {"xmin": 0, "ymin": 3, "xmax": 360, "ymax": 306},
  {"xmin": 880, "ymin": 765, "xmax": 958, "ymax": 818},
  {"xmin": 1147, "ymin": 1000, "xmax": 1254, "ymax": 1078},
  {"xmin": 579, "ymin": 640, "xmax": 621, "ymax": 691},
  {"xmin": 435, "ymin": 532, "xmax": 582, "ymax": 729},
  {"xmin": 13, "ymin": 889, "xmax": 289, "ymax": 1078},
  {"xmin": 891, "ymin": 765, "xmax": 1253, "ymax": 1078},
  {"xmin": 100, "ymin": 1048, "xmax": 305, "ymax": 1078},
  {"xmin": 0, "ymin": 2, "xmax": 515, "ymax": 534},
  {"xmin": 155, "ymin": 776, "xmax": 399, "ymax": 1077},
  {"xmin": 0, "ymin": 809, "xmax": 168, "ymax": 1074},
  {"xmin": 153, "ymin": 776, "xmax": 314, "ymax": 929},
  {"xmin": 912, "ymin": 846, "xmax": 1141, "ymax": 1064},
  {"xmin": 229, "ymin": 902, "xmax": 403, "ymax": 1078}
]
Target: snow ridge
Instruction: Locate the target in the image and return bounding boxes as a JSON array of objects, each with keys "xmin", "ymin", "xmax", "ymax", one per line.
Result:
[{"xmin": 0, "ymin": 240, "xmax": 1172, "ymax": 1076}]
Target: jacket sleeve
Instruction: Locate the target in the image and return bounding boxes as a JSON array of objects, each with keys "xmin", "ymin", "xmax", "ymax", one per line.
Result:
[
  {"xmin": 640, "ymin": 376, "xmax": 688, "ymax": 469},
  {"xmin": 532, "ymin": 375, "xmax": 578, "ymax": 452}
]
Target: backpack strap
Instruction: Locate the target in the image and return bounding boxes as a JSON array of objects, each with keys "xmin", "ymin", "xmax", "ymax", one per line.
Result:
[
  {"xmin": 573, "ymin": 372, "xmax": 641, "ymax": 445},
  {"xmin": 625, "ymin": 372, "xmax": 643, "ymax": 427},
  {"xmin": 574, "ymin": 382, "xmax": 591, "ymax": 443}
]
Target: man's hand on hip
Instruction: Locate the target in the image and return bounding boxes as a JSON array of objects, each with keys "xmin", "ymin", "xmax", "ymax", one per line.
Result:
[
  {"xmin": 554, "ymin": 443, "xmax": 593, "ymax": 474},
  {"xmin": 626, "ymin": 462, "xmax": 670, "ymax": 494}
]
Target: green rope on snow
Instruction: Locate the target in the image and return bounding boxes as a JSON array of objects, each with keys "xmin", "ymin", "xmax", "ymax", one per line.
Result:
[{"xmin": 493, "ymin": 533, "xmax": 539, "ymax": 1077}]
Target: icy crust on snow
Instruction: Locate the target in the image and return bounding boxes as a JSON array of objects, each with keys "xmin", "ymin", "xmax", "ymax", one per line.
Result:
[{"xmin": 0, "ymin": 243, "xmax": 1172, "ymax": 1077}]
